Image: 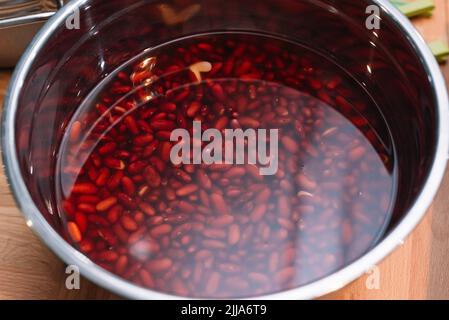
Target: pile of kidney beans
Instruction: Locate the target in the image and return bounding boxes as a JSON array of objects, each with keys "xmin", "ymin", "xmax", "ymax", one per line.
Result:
[{"xmin": 56, "ymin": 33, "xmax": 395, "ymax": 298}]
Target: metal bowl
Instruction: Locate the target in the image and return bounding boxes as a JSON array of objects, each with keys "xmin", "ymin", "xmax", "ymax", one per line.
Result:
[{"xmin": 2, "ymin": 0, "xmax": 448, "ymax": 299}]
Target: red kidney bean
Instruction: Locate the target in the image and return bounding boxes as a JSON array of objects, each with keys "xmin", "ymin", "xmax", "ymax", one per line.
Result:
[
  {"xmin": 150, "ymin": 224, "xmax": 173, "ymax": 238},
  {"xmin": 146, "ymin": 258, "xmax": 173, "ymax": 273},
  {"xmin": 196, "ymin": 170, "xmax": 212, "ymax": 188},
  {"xmin": 96, "ymin": 197, "xmax": 117, "ymax": 212},
  {"xmin": 104, "ymin": 158, "xmax": 125, "ymax": 170},
  {"xmin": 176, "ymin": 184, "xmax": 198, "ymax": 197},
  {"xmin": 67, "ymin": 222, "xmax": 82, "ymax": 242},
  {"xmin": 251, "ymin": 204, "xmax": 267, "ymax": 222},
  {"xmin": 227, "ymin": 224, "xmax": 240, "ymax": 246},
  {"xmin": 69, "ymin": 121, "xmax": 82, "ymax": 142},
  {"xmin": 120, "ymin": 176, "xmax": 135, "ymax": 195},
  {"xmin": 115, "ymin": 255, "xmax": 128, "ymax": 274},
  {"xmin": 71, "ymin": 182, "xmax": 98, "ymax": 194},
  {"xmin": 210, "ymin": 193, "xmax": 229, "ymax": 215},
  {"xmin": 120, "ymin": 215, "xmax": 138, "ymax": 232},
  {"xmin": 139, "ymin": 269, "xmax": 155, "ymax": 287},
  {"xmin": 137, "ymin": 202, "xmax": 155, "ymax": 216}
]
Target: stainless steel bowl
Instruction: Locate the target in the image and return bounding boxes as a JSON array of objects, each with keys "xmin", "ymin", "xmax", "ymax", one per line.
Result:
[{"xmin": 2, "ymin": 0, "xmax": 448, "ymax": 299}]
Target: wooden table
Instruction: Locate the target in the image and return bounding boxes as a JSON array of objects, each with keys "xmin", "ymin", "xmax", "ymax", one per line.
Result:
[{"xmin": 1, "ymin": 2, "xmax": 449, "ymax": 300}]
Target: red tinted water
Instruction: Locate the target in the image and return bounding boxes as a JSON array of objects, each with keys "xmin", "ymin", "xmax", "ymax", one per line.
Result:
[{"xmin": 56, "ymin": 32, "xmax": 396, "ymax": 298}]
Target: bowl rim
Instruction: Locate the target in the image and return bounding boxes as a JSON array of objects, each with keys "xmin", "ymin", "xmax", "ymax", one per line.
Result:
[{"xmin": 2, "ymin": 0, "xmax": 448, "ymax": 300}]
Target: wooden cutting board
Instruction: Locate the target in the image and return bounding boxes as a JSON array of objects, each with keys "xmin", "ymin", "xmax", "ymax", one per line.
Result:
[{"xmin": 1, "ymin": 1, "xmax": 449, "ymax": 299}]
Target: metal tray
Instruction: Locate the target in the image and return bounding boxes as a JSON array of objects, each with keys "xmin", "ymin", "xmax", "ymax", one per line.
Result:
[{"xmin": 0, "ymin": 1, "xmax": 64, "ymax": 67}]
